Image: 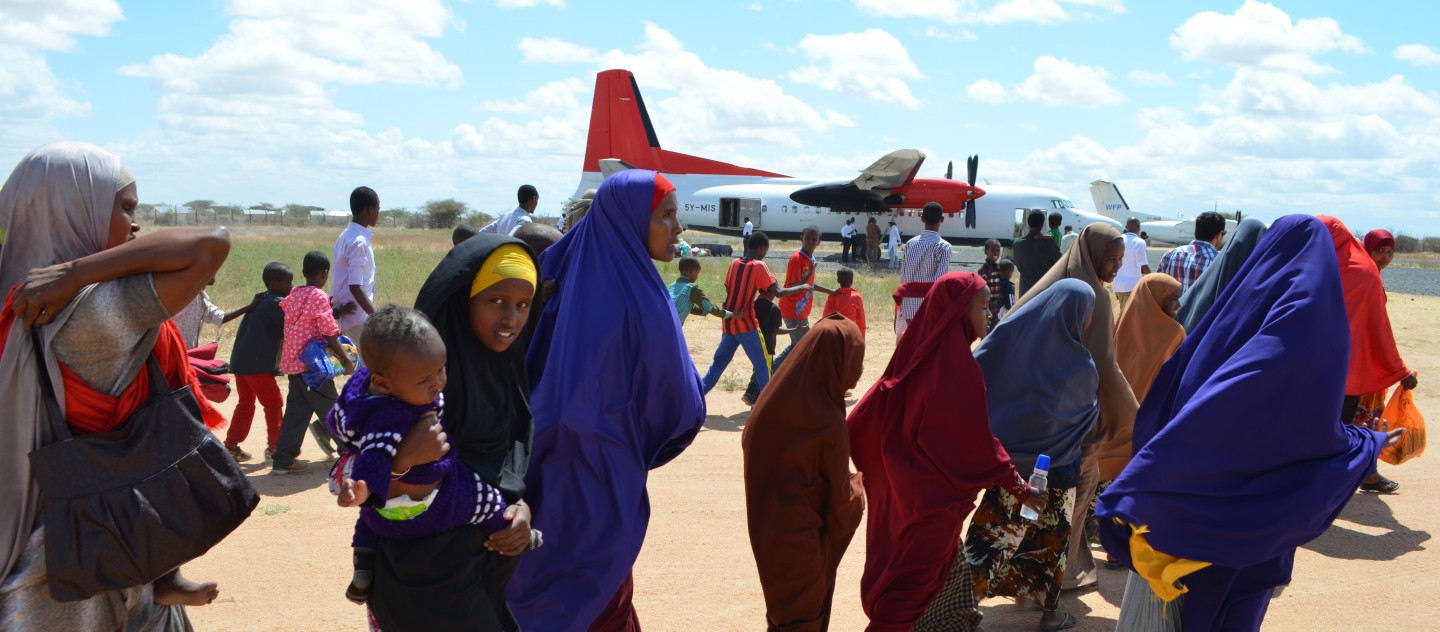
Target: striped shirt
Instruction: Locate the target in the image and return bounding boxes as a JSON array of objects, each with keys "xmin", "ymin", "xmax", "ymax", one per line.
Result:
[
  {"xmin": 1157, "ymin": 240, "xmax": 1219, "ymax": 295},
  {"xmin": 898, "ymin": 230, "xmax": 952, "ymax": 324},
  {"xmin": 721, "ymin": 258, "xmax": 775, "ymax": 335}
]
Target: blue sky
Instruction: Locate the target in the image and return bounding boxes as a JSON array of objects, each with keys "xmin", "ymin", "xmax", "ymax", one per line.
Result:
[{"xmin": 3, "ymin": 0, "xmax": 1438, "ymax": 235}]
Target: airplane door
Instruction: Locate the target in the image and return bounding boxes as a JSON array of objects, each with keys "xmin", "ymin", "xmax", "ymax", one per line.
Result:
[
  {"xmin": 720, "ymin": 198, "xmax": 763, "ymax": 229},
  {"xmin": 719, "ymin": 199, "xmax": 739, "ymax": 228},
  {"xmin": 741, "ymin": 198, "xmax": 762, "ymax": 228},
  {"xmin": 1014, "ymin": 208, "xmax": 1029, "ymax": 240}
]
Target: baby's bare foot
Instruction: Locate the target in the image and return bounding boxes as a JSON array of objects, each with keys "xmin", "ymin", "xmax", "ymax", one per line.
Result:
[{"xmin": 153, "ymin": 569, "xmax": 219, "ymax": 606}]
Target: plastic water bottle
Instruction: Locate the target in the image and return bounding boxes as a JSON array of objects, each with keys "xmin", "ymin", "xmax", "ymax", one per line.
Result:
[{"xmin": 1019, "ymin": 454, "xmax": 1050, "ymax": 521}]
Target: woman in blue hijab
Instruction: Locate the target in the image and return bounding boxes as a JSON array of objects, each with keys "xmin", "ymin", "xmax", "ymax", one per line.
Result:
[
  {"xmin": 1174, "ymin": 218, "xmax": 1267, "ymax": 333},
  {"xmin": 508, "ymin": 170, "xmax": 706, "ymax": 630},
  {"xmin": 1097, "ymin": 215, "xmax": 1401, "ymax": 631}
]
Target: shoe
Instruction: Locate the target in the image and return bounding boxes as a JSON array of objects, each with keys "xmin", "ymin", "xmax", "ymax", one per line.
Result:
[
  {"xmin": 264, "ymin": 448, "xmax": 275, "ymax": 461},
  {"xmin": 740, "ymin": 392, "xmax": 756, "ymax": 407},
  {"xmin": 226, "ymin": 446, "xmax": 252, "ymax": 462},
  {"xmin": 269, "ymin": 461, "xmax": 309, "ymax": 475}
]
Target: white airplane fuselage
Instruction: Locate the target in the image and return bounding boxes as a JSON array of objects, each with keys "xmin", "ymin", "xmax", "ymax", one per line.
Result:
[{"xmin": 573, "ymin": 171, "xmax": 1122, "ymax": 246}]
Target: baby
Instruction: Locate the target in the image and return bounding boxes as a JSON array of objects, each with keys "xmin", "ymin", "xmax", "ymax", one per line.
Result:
[{"xmin": 326, "ymin": 305, "xmax": 511, "ymax": 604}]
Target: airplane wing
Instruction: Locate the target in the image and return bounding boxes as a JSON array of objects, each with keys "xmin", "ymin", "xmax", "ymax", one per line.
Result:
[{"xmin": 849, "ymin": 149, "xmax": 925, "ymax": 191}]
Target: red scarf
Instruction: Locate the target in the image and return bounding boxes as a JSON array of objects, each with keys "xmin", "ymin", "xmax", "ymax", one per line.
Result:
[
  {"xmin": 1, "ymin": 288, "xmax": 226, "ymax": 435},
  {"xmin": 847, "ymin": 272, "xmax": 1016, "ymax": 629},
  {"xmin": 1318, "ymin": 217, "xmax": 1410, "ymax": 394}
]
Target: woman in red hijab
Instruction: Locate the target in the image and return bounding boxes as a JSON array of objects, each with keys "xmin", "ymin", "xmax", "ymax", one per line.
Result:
[
  {"xmin": 1319, "ymin": 217, "xmax": 1418, "ymax": 494},
  {"xmin": 743, "ymin": 314, "xmax": 865, "ymax": 631},
  {"xmin": 848, "ymin": 272, "xmax": 1043, "ymax": 631}
]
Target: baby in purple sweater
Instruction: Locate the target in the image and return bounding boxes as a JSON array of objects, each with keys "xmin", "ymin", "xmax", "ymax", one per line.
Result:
[{"xmin": 326, "ymin": 306, "xmax": 509, "ymax": 604}]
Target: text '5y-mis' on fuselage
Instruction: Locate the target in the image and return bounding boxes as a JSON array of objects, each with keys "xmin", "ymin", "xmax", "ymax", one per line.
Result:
[{"xmin": 572, "ymin": 68, "xmax": 1122, "ymax": 246}]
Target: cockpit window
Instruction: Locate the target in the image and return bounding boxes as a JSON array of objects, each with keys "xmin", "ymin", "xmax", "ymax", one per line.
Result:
[{"xmin": 1051, "ymin": 199, "xmax": 1074, "ymax": 209}]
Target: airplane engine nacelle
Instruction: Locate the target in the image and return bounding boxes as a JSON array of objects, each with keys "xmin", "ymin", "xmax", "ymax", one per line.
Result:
[{"xmin": 790, "ymin": 182, "xmax": 887, "ymax": 213}]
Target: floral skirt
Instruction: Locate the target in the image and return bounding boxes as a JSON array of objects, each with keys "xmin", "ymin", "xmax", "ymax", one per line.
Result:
[
  {"xmin": 964, "ymin": 485, "xmax": 1075, "ymax": 611},
  {"xmin": 913, "ymin": 542, "xmax": 982, "ymax": 632}
]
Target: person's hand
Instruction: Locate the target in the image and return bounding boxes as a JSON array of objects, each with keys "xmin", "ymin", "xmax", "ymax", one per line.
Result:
[
  {"xmin": 1401, "ymin": 372, "xmax": 1419, "ymax": 391},
  {"xmin": 1385, "ymin": 427, "xmax": 1407, "ymax": 447},
  {"xmin": 848, "ymin": 471, "xmax": 865, "ymax": 503},
  {"xmin": 1022, "ymin": 485, "xmax": 1048, "ymax": 515},
  {"xmin": 337, "ymin": 302, "xmax": 358, "ymax": 317},
  {"xmin": 341, "ymin": 357, "xmax": 357, "ymax": 376},
  {"xmin": 12, "ymin": 262, "xmax": 82, "ymax": 329},
  {"xmin": 249, "ymin": 291, "xmax": 266, "ymax": 308},
  {"xmin": 392, "ymin": 411, "xmax": 449, "ymax": 471},
  {"xmin": 485, "ymin": 500, "xmax": 532, "ymax": 556},
  {"xmin": 337, "ymin": 478, "xmax": 370, "ymax": 508}
]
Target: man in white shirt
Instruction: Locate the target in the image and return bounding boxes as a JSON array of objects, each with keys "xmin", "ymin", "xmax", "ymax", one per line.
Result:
[
  {"xmin": 887, "ymin": 221, "xmax": 902, "ymax": 269},
  {"xmin": 742, "ymin": 217, "xmax": 754, "ymax": 257},
  {"xmin": 333, "ymin": 186, "xmax": 379, "ymax": 350},
  {"xmin": 1113, "ymin": 217, "xmax": 1151, "ymax": 307},
  {"xmin": 896, "ymin": 204, "xmax": 952, "ymax": 336},
  {"xmin": 839, "ymin": 219, "xmax": 856, "ymax": 262},
  {"xmin": 481, "ymin": 184, "xmax": 538, "ymax": 236},
  {"xmin": 1060, "ymin": 225, "xmax": 1078, "ymax": 254}
]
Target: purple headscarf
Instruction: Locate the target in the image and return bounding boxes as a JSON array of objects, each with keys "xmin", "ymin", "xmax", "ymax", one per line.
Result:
[
  {"xmin": 1097, "ymin": 214, "xmax": 1386, "ymax": 630},
  {"xmin": 509, "ymin": 169, "xmax": 705, "ymax": 629}
]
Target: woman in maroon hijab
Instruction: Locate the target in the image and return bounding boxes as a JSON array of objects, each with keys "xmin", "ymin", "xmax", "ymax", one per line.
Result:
[
  {"xmin": 743, "ymin": 314, "xmax": 866, "ymax": 631},
  {"xmin": 848, "ymin": 272, "xmax": 1044, "ymax": 630}
]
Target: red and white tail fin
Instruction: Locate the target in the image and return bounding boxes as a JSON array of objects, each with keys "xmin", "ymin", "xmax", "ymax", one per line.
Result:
[{"xmin": 582, "ymin": 69, "xmax": 786, "ymax": 178}]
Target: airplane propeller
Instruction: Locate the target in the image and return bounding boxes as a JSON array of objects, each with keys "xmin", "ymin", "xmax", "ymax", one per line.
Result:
[
  {"xmin": 945, "ymin": 160, "xmax": 954, "ymax": 180},
  {"xmin": 965, "ymin": 155, "xmax": 979, "ymax": 229}
]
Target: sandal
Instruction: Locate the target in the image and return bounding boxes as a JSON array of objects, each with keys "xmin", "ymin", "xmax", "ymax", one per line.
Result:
[
  {"xmin": 226, "ymin": 445, "xmax": 252, "ymax": 462},
  {"xmin": 1360, "ymin": 476, "xmax": 1400, "ymax": 494},
  {"xmin": 1039, "ymin": 611, "xmax": 1077, "ymax": 632}
]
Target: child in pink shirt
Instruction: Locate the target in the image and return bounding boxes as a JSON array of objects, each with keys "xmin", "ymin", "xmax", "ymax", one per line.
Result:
[{"xmin": 271, "ymin": 251, "xmax": 355, "ymax": 474}]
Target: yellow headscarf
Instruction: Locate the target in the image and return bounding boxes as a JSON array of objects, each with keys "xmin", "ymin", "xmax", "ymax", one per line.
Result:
[{"xmin": 470, "ymin": 243, "xmax": 537, "ymax": 297}]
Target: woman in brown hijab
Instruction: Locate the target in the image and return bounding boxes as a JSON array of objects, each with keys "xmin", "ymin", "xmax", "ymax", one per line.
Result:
[
  {"xmin": 1008, "ymin": 222, "xmax": 1137, "ymax": 591},
  {"xmin": 743, "ymin": 314, "xmax": 866, "ymax": 631},
  {"xmin": 1098, "ymin": 273, "xmax": 1185, "ymax": 481}
]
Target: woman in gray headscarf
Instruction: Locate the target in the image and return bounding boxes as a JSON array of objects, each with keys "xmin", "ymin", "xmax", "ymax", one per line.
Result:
[{"xmin": 0, "ymin": 142, "xmax": 231, "ymax": 629}]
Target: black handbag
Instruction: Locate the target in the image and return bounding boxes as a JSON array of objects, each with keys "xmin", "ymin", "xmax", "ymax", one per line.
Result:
[{"xmin": 27, "ymin": 330, "xmax": 260, "ymax": 602}]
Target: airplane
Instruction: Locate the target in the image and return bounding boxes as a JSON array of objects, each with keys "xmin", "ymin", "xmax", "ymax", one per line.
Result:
[
  {"xmin": 1089, "ymin": 180, "xmax": 1240, "ymax": 246},
  {"xmin": 572, "ymin": 69, "xmax": 1122, "ymax": 247}
]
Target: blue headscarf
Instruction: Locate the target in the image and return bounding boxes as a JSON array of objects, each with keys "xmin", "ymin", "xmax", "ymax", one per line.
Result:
[
  {"xmin": 509, "ymin": 169, "xmax": 706, "ymax": 629},
  {"xmin": 974, "ymin": 278, "xmax": 1099, "ymax": 480},
  {"xmin": 1097, "ymin": 215, "xmax": 1385, "ymax": 629},
  {"xmin": 1176, "ymin": 218, "xmax": 1268, "ymax": 333}
]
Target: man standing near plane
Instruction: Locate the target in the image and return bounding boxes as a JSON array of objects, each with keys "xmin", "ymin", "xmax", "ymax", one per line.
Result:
[
  {"xmin": 896, "ymin": 203, "xmax": 952, "ymax": 336},
  {"xmin": 840, "ymin": 218, "xmax": 856, "ymax": 263},
  {"xmin": 866, "ymin": 217, "xmax": 881, "ymax": 265},
  {"xmin": 1157, "ymin": 211, "xmax": 1227, "ymax": 295},
  {"xmin": 481, "ymin": 184, "xmax": 538, "ymax": 236},
  {"xmin": 887, "ymin": 221, "xmax": 902, "ymax": 270},
  {"xmin": 742, "ymin": 216, "xmax": 754, "ymax": 258},
  {"xmin": 1113, "ymin": 217, "xmax": 1152, "ymax": 307},
  {"xmin": 1012, "ymin": 210, "xmax": 1061, "ymax": 298}
]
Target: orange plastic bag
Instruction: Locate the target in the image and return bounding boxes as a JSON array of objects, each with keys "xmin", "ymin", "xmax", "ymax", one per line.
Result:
[{"xmin": 1378, "ymin": 386, "xmax": 1426, "ymax": 465}]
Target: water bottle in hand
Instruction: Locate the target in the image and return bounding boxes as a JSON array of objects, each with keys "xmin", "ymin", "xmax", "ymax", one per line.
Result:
[{"xmin": 1019, "ymin": 454, "xmax": 1050, "ymax": 521}]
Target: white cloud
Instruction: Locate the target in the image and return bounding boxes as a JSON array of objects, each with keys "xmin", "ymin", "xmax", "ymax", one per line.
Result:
[
  {"xmin": 480, "ymin": 78, "xmax": 586, "ymax": 113},
  {"xmin": 1169, "ymin": 0, "xmax": 1367, "ymax": 76},
  {"xmin": 922, "ymin": 26, "xmax": 977, "ymax": 41},
  {"xmin": 1134, "ymin": 106, "xmax": 1186, "ymax": 129},
  {"xmin": 518, "ymin": 38, "xmax": 599, "ymax": 64},
  {"xmin": 0, "ymin": 0, "xmax": 123, "ymax": 127},
  {"xmin": 119, "ymin": 0, "xmax": 462, "ymax": 137},
  {"xmin": 1128, "ymin": 70, "xmax": 1175, "ymax": 87},
  {"xmin": 1395, "ymin": 44, "xmax": 1440, "ymax": 68},
  {"xmin": 966, "ymin": 79, "xmax": 1009, "ymax": 103},
  {"xmin": 519, "ymin": 23, "xmax": 853, "ymax": 150},
  {"xmin": 1202, "ymin": 68, "xmax": 1440, "ymax": 120},
  {"xmin": 852, "ymin": 0, "xmax": 1121, "ymax": 25},
  {"xmin": 497, "ymin": 0, "xmax": 564, "ymax": 7},
  {"xmin": 969, "ymin": 56, "xmax": 1126, "ymax": 108},
  {"xmin": 789, "ymin": 29, "xmax": 925, "ymax": 109}
]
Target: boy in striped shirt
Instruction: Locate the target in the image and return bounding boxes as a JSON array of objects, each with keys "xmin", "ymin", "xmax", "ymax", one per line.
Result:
[{"xmin": 699, "ymin": 231, "xmax": 812, "ymax": 398}]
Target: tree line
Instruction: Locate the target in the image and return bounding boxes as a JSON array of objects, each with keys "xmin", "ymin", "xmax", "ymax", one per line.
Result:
[{"xmin": 135, "ymin": 198, "xmax": 508, "ymax": 230}]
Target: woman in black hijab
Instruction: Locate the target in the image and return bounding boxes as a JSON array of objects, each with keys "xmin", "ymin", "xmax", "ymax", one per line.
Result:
[{"xmin": 345, "ymin": 234, "xmax": 538, "ymax": 631}]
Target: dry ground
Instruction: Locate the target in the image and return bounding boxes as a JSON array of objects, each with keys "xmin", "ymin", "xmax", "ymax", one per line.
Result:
[{"xmin": 186, "ymin": 229, "xmax": 1439, "ymax": 631}]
